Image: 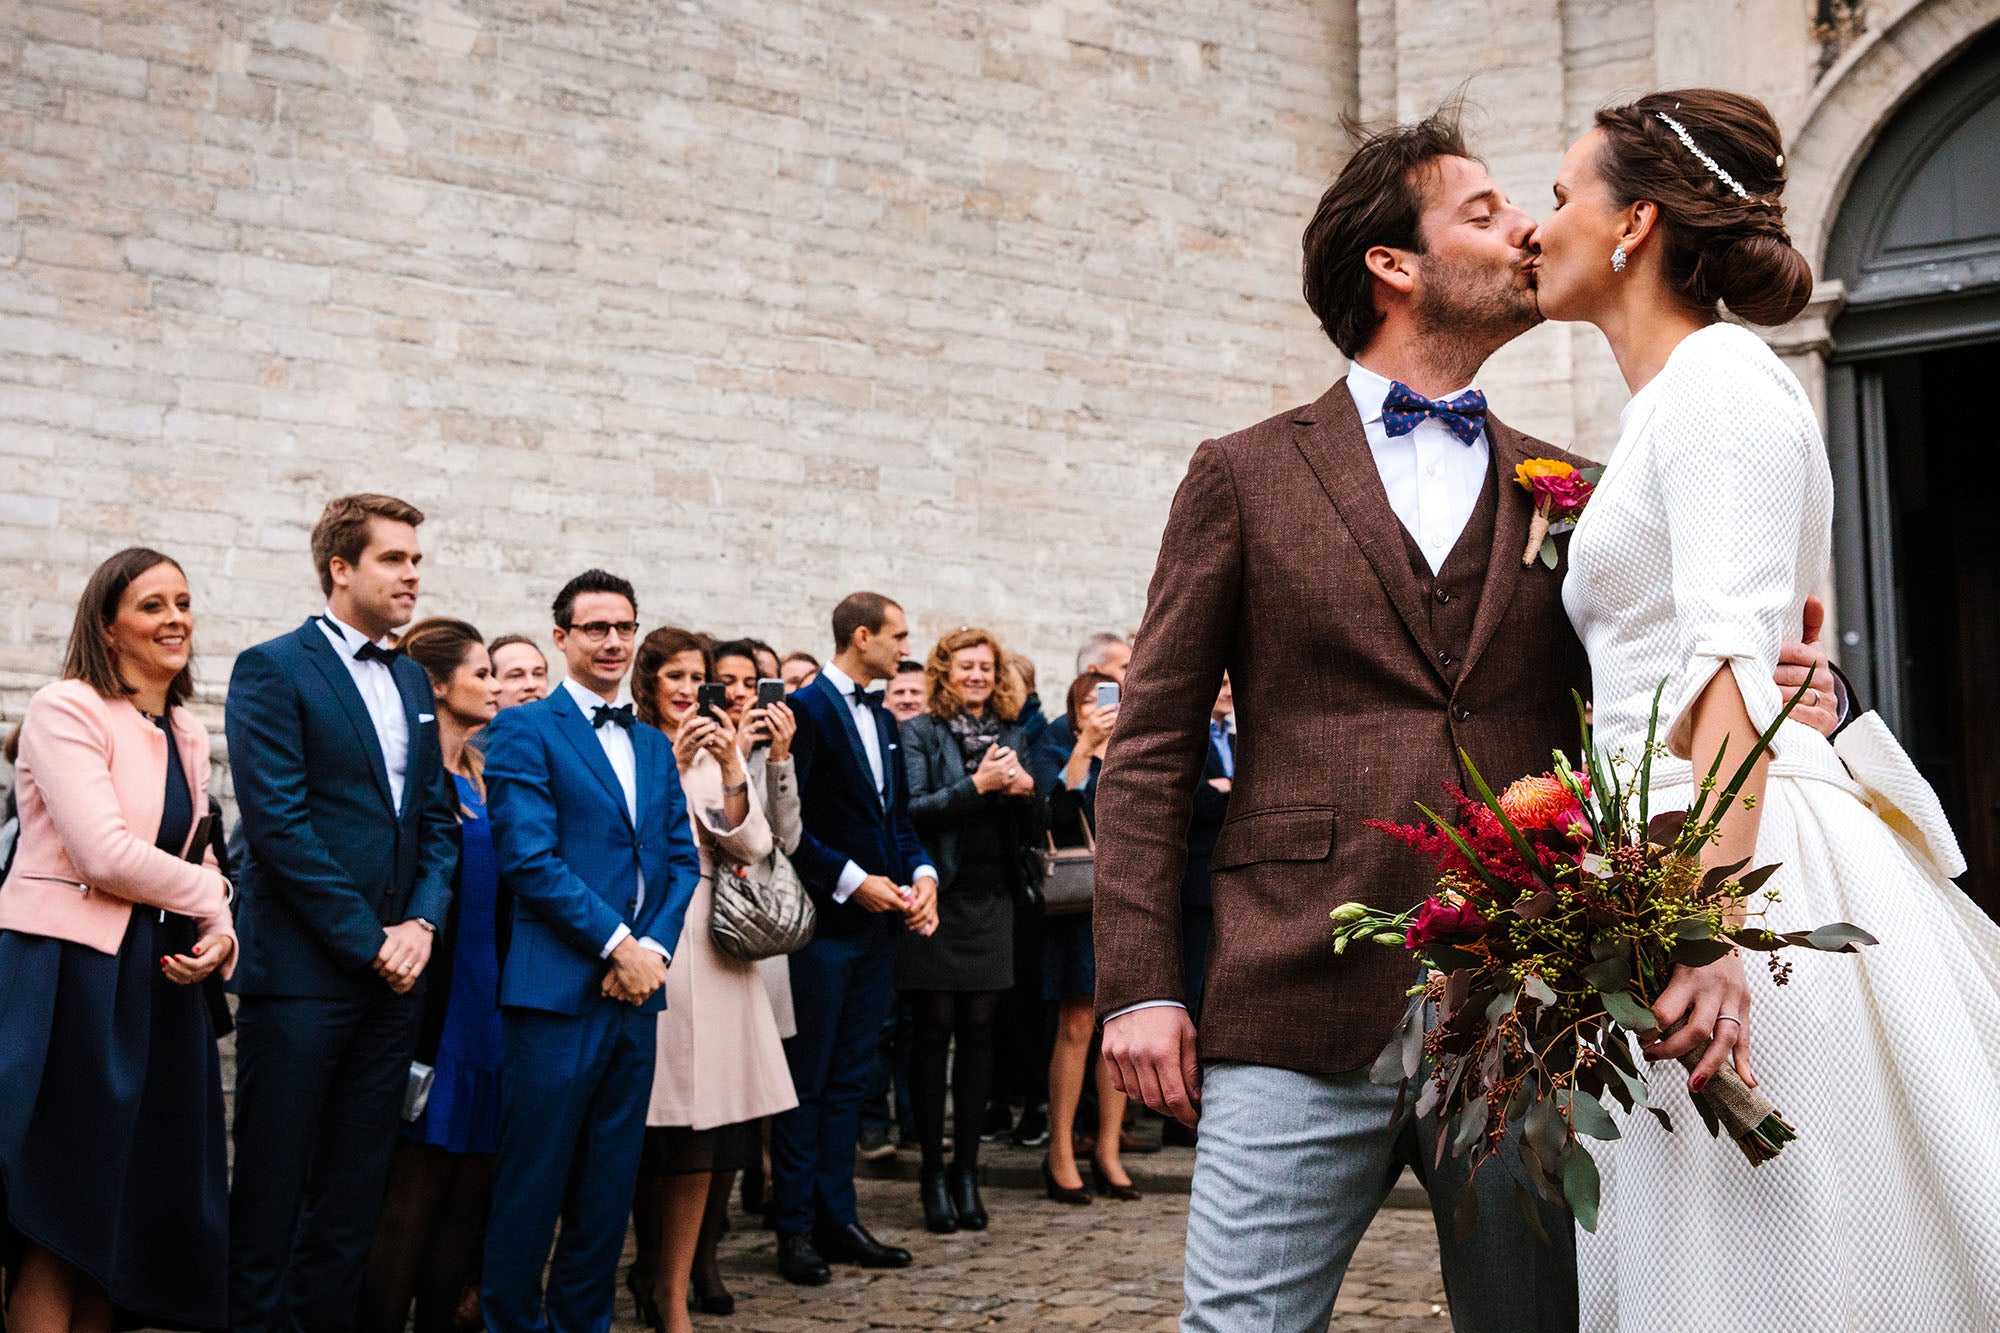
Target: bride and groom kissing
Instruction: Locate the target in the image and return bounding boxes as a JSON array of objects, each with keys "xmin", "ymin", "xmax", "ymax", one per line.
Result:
[{"xmin": 1091, "ymin": 89, "xmax": 2000, "ymax": 1333}]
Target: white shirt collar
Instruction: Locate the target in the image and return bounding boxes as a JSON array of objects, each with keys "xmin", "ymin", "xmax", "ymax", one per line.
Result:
[
  {"xmin": 321, "ymin": 605, "xmax": 392, "ymax": 653},
  {"xmin": 820, "ymin": 662, "xmax": 868, "ymax": 703},
  {"xmin": 1345, "ymin": 359, "xmax": 1479, "ymax": 427}
]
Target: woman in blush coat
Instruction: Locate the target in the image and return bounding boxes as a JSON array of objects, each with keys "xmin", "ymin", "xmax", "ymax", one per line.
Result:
[{"xmin": 0, "ymin": 548, "xmax": 237, "ymax": 1333}]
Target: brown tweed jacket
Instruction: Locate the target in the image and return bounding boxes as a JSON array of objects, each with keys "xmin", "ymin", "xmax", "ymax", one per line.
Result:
[{"xmin": 1093, "ymin": 380, "xmax": 1593, "ymax": 1074}]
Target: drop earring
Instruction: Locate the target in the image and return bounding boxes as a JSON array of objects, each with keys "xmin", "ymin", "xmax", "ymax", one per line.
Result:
[{"xmin": 1611, "ymin": 243, "xmax": 1628, "ymax": 273}]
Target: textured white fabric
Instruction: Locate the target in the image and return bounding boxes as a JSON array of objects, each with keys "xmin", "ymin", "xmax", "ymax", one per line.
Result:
[
  {"xmin": 1346, "ymin": 359, "xmax": 1492, "ymax": 572},
  {"xmin": 1564, "ymin": 323, "xmax": 2000, "ymax": 1333}
]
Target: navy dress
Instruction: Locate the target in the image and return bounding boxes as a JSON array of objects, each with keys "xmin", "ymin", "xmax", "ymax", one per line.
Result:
[
  {"xmin": 0, "ymin": 713, "xmax": 229, "ymax": 1331},
  {"xmin": 1042, "ymin": 755, "xmax": 1100, "ymax": 1003},
  {"xmin": 406, "ymin": 773, "xmax": 504, "ymax": 1155}
]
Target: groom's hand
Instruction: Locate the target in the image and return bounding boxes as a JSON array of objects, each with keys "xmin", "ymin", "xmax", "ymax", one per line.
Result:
[
  {"xmin": 1102, "ymin": 1005, "xmax": 1201, "ymax": 1128},
  {"xmin": 1777, "ymin": 595, "xmax": 1840, "ymax": 738}
]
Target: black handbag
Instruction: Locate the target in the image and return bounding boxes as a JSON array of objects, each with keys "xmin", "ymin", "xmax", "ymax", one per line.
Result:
[{"xmin": 1037, "ymin": 817, "xmax": 1095, "ymax": 917}]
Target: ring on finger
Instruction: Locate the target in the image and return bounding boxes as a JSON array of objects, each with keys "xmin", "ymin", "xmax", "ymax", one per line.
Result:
[{"xmin": 1715, "ymin": 1014, "xmax": 1742, "ymax": 1029}]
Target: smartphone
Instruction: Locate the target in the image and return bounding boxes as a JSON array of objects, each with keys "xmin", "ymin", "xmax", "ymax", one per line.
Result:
[
  {"xmin": 756, "ymin": 678, "xmax": 786, "ymax": 710},
  {"xmin": 1095, "ymin": 680, "xmax": 1121, "ymax": 711},
  {"xmin": 696, "ymin": 683, "xmax": 731, "ymax": 724}
]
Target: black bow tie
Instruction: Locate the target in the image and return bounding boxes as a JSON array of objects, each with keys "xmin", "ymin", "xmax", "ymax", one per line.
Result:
[
  {"xmin": 592, "ymin": 703, "xmax": 635, "ymax": 730},
  {"xmin": 354, "ymin": 641, "xmax": 400, "ymax": 666},
  {"xmin": 849, "ymin": 685, "xmax": 882, "ymax": 711}
]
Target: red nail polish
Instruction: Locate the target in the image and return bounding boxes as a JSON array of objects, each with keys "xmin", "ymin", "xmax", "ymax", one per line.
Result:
[{"xmin": 1690, "ymin": 1073, "xmax": 1709, "ymax": 1092}]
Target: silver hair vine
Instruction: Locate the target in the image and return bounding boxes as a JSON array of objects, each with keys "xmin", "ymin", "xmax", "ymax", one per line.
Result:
[{"xmin": 1654, "ymin": 111, "xmax": 1752, "ymax": 200}]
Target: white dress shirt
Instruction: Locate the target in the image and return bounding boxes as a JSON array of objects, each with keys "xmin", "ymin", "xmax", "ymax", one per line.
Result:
[
  {"xmin": 558, "ymin": 676, "xmax": 667, "ymax": 962},
  {"xmin": 1344, "ymin": 359, "xmax": 1491, "ymax": 573},
  {"xmin": 815, "ymin": 662, "xmax": 936, "ymax": 903},
  {"xmin": 317, "ymin": 608, "xmax": 412, "ymax": 811},
  {"xmin": 1108, "ymin": 364, "xmax": 1489, "ymax": 1025}
]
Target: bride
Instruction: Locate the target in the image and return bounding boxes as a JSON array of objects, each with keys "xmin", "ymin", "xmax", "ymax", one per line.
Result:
[{"xmin": 1528, "ymin": 89, "xmax": 2000, "ymax": 1332}]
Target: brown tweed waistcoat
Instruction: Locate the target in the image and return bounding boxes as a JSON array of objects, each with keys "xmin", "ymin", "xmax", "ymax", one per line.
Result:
[{"xmin": 1092, "ymin": 379, "xmax": 1592, "ymax": 1074}]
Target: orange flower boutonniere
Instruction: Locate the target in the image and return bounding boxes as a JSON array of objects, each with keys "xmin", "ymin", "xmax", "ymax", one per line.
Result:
[{"xmin": 1514, "ymin": 459, "xmax": 1601, "ymax": 567}]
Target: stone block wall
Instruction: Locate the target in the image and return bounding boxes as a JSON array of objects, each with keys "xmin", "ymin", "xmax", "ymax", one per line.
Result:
[{"xmin": 0, "ymin": 0, "xmax": 1357, "ymax": 711}]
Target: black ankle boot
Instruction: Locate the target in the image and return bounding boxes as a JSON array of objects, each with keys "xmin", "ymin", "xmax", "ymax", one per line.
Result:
[
  {"xmin": 919, "ymin": 1167, "xmax": 958, "ymax": 1233},
  {"xmin": 947, "ymin": 1164, "xmax": 988, "ymax": 1231}
]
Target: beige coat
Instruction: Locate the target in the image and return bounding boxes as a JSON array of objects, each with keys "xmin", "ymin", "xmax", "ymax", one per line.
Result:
[{"xmin": 647, "ymin": 748, "xmax": 799, "ymax": 1129}]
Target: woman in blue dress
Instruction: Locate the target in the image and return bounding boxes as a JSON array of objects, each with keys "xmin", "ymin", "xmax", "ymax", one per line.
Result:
[{"xmin": 358, "ymin": 619, "xmax": 503, "ymax": 1333}]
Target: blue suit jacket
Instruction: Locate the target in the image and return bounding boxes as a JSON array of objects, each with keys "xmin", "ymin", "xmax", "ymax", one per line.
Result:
[
  {"xmin": 226, "ymin": 619, "xmax": 459, "ymax": 999},
  {"xmin": 788, "ymin": 672, "xmax": 932, "ymax": 941},
  {"xmin": 479, "ymin": 689, "xmax": 701, "ymax": 1016}
]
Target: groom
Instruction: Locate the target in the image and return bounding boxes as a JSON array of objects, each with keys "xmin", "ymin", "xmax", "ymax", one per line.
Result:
[{"xmin": 1093, "ymin": 106, "xmax": 1843, "ymax": 1333}]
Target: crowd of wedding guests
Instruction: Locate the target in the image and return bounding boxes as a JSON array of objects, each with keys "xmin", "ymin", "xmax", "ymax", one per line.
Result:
[{"xmin": 0, "ymin": 492, "xmax": 1234, "ymax": 1333}]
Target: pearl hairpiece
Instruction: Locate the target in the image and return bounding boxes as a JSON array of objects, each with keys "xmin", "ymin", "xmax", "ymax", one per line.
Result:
[{"xmin": 1654, "ymin": 111, "xmax": 1751, "ymax": 200}]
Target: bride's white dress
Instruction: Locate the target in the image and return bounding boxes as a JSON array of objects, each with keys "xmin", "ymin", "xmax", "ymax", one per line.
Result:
[{"xmin": 1564, "ymin": 322, "xmax": 2000, "ymax": 1332}]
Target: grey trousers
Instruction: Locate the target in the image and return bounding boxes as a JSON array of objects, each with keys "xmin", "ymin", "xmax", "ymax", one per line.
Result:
[{"xmin": 1182, "ymin": 1061, "xmax": 1577, "ymax": 1333}]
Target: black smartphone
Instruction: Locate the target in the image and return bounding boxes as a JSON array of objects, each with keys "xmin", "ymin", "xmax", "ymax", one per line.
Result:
[
  {"xmin": 696, "ymin": 683, "xmax": 731, "ymax": 724},
  {"xmin": 756, "ymin": 678, "xmax": 786, "ymax": 710}
]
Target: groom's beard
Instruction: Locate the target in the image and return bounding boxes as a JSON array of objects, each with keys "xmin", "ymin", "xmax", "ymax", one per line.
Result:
[{"xmin": 1413, "ymin": 252, "xmax": 1544, "ymax": 383}]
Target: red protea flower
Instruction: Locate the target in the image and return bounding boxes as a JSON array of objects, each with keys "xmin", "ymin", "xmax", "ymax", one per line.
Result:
[{"xmin": 1500, "ymin": 774, "xmax": 1573, "ymax": 829}]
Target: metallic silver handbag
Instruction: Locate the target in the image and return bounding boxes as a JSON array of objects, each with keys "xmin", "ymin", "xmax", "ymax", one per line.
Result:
[{"xmin": 710, "ymin": 847, "xmax": 817, "ymax": 962}]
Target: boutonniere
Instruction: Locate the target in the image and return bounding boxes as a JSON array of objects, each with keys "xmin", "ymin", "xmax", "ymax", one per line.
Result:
[{"xmin": 1514, "ymin": 459, "xmax": 1602, "ymax": 567}]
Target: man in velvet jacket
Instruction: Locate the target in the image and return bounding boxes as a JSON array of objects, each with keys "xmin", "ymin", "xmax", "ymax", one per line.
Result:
[{"xmin": 770, "ymin": 592, "xmax": 938, "ymax": 1285}]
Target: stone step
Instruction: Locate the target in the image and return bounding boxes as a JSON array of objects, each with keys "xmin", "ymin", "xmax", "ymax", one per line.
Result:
[{"xmin": 858, "ymin": 1136, "xmax": 1430, "ymax": 1209}]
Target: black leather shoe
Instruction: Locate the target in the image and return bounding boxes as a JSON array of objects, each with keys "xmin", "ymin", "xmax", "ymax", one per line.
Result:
[
  {"xmin": 776, "ymin": 1232, "xmax": 832, "ymax": 1286},
  {"xmin": 813, "ymin": 1220, "xmax": 913, "ymax": 1269},
  {"xmin": 918, "ymin": 1168, "xmax": 957, "ymax": 1233},
  {"xmin": 947, "ymin": 1164, "xmax": 988, "ymax": 1231}
]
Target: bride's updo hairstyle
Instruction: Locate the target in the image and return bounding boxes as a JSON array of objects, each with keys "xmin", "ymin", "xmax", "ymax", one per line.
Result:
[{"xmin": 1594, "ymin": 89, "xmax": 1813, "ymax": 326}]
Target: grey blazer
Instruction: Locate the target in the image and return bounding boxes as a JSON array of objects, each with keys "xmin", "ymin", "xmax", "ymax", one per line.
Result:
[{"xmin": 898, "ymin": 712, "xmax": 1047, "ymax": 893}]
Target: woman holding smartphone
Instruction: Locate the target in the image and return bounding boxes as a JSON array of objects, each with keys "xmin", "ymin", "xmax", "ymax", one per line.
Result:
[
  {"xmin": 0, "ymin": 548, "xmax": 236, "ymax": 1333},
  {"xmin": 627, "ymin": 628, "xmax": 796, "ymax": 1331},
  {"xmin": 1039, "ymin": 670, "xmax": 1139, "ymax": 1205}
]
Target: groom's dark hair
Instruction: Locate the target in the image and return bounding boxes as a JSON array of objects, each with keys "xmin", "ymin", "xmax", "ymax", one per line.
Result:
[{"xmin": 1302, "ymin": 99, "xmax": 1473, "ymax": 358}]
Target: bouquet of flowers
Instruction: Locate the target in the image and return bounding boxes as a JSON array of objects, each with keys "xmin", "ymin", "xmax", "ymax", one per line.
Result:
[
  {"xmin": 1515, "ymin": 459, "xmax": 1598, "ymax": 566},
  {"xmin": 1329, "ymin": 682, "xmax": 1875, "ymax": 1232}
]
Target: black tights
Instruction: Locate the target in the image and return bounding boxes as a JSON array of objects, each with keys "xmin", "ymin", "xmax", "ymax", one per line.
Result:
[
  {"xmin": 357, "ymin": 1141, "xmax": 493, "ymax": 1333},
  {"xmin": 907, "ymin": 989, "xmax": 1000, "ymax": 1174}
]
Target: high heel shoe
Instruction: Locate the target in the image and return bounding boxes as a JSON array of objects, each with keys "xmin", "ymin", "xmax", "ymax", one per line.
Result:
[
  {"xmin": 1041, "ymin": 1156, "xmax": 1091, "ymax": 1206},
  {"xmin": 920, "ymin": 1166, "xmax": 959, "ymax": 1233},
  {"xmin": 947, "ymin": 1163, "xmax": 988, "ymax": 1231},
  {"xmin": 625, "ymin": 1265, "xmax": 664, "ymax": 1333},
  {"xmin": 688, "ymin": 1275, "xmax": 735, "ymax": 1317},
  {"xmin": 1092, "ymin": 1157, "xmax": 1141, "ymax": 1201}
]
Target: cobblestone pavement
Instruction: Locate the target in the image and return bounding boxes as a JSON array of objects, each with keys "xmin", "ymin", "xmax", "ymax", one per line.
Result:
[{"xmin": 628, "ymin": 1177, "xmax": 1448, "ymax": 1332}]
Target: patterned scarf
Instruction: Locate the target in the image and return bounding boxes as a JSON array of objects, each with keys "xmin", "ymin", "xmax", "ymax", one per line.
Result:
[{"xmin": 945, "ymin": 708, "xmax": 1005, "ymax": 774}]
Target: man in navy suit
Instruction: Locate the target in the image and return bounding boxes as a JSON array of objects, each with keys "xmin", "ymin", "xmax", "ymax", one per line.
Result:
[
  {"xmin": 226, "ymin": 494, "xmax": 460, "ymax": 1333},
  {"xmin": 773, "ymin": 592, "xmax": 938, "ymax": 1284},
  {"xmin": 478, "ymin": 569, "xmax": 701, "ymax": 1333}
]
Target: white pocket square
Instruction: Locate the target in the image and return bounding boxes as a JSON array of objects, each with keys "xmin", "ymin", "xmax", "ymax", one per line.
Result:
[{"xmin": 418, "ymin": 713, "xmax": 435, "ymax": 723}]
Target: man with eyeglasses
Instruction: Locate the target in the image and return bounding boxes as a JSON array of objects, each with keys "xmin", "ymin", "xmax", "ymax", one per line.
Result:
[{"xmin": 477, "ymin": 569, "xmax": 703, "ymax": 1333}]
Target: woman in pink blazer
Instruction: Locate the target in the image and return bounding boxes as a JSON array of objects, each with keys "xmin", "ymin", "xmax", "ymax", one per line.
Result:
[{"xmin": 0, "ymin": 547, "xmax": 236, "ymax": 1333}]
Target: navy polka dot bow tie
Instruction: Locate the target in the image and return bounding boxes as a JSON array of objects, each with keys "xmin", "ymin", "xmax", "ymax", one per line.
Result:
[{"xmin": 1381, "ymin": 382, "xmax": 1488, "ymax": 446}]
